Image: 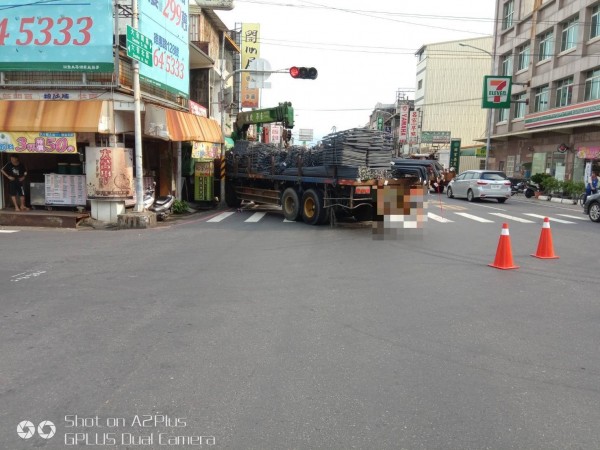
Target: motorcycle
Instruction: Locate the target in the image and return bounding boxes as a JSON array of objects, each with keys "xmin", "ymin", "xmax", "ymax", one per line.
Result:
[{"xmin": 144, "ymin": 182, "xmax": 175, "ymax": 220}]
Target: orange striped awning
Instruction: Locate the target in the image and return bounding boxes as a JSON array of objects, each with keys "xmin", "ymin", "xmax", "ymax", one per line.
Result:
[
  {"xmin": 0, "ymin": 100, "xmax": 104, "ymax": 132},
  {"xmin": 145, "ymin": 104, "xmax": 223, "ymax": 143}
]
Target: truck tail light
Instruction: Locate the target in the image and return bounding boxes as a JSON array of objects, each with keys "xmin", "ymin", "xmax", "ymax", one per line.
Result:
[{"xmin": 355, "ymin": 186, "xmax": 371, "ymax": 195}]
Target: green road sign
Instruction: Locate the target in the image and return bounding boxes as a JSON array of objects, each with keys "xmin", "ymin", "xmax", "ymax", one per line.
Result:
[
  {"xmin": 377, "ymin": 117, "xmax": 383, "ymax": 131},
  {"xmin": 127, "ymin": 25, "xmax": 153, "ymax": 67},
  {"xmin": 449, "ymin": 139, "xmax": 461, "ymax": 172},
  {"xmin": 482, "ymin": 76, "xmax": 512, "ymax": 109}
]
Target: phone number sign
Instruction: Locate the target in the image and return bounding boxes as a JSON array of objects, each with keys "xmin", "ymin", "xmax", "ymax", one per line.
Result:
[
  {"xmin": 0, "ymin": 0, "xmax": 114, "ymax": 72},
  {"xmin": 139, "ymin": 0, "xmax": 190, "ymax": 98}
]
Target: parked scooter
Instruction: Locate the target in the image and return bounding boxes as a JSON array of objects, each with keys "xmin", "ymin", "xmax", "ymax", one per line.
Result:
[
  {"xmin": 510, "ymin": 179, "xmax": 528, "ymax": 196},
  {"xmin": 144, "ymin": 182, "xmax": 175, "ymax": 220},
  {"xmin": 523, "ymin": 181, "xmax": 540, "ymax": 198}
]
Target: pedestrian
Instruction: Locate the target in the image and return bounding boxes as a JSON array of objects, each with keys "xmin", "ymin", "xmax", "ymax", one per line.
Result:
[
  {"xmin": 588, "ymin": 171, "xmax": 599, "ymax": 195},
  {"xmin": 1, "ymin": 154, "xmax": 29, "ymax": 211}
]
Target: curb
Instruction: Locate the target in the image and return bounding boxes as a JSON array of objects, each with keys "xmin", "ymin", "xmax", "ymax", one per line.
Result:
[{"xmin": 537, "ymin": 196, "xmax": 579, "ymax": 205}]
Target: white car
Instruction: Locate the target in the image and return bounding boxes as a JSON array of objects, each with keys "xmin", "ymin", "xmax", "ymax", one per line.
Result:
[{"xmin": 446, "ymin": 170, "xmax": 511, "ymax": 203}]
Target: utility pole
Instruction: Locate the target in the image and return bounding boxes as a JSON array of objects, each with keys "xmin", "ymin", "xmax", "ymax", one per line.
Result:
[{"xmin": 132, "ymin": 0, "xmax": 144, "ymax": 212}]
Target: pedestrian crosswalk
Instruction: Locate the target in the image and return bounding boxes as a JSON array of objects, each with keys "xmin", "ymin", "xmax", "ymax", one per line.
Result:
[{"xmin": 201, "ymin": 209, "xmax": 589, "ymax": 227}]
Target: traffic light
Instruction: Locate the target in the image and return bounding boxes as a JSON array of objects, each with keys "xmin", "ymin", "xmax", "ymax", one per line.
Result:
[{"xmin": 289, "ymin": 66, "xmax": 318, "ymax": 80}]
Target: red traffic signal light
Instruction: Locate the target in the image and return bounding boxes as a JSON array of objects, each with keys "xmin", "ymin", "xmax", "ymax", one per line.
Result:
[{"xmin": 289, "ymin": 66, "xmax": 318, "ymax": 80}]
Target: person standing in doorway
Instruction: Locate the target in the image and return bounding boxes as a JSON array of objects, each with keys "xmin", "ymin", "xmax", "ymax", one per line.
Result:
[{"xmin": 1, "ymin": 155, "xmax": 29, "ymax": 211}]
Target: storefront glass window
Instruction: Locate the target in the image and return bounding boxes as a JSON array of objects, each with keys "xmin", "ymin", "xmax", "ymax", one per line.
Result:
[
  {"xmin": 531, "ymin": 152, "xmax": 547, "ymax": 176},
  {"xmin": 584, "ymin": 68, "xmax": 600, "ymax": 101}
]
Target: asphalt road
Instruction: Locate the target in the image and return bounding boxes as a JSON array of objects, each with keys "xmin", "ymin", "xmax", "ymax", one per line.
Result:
[{"xmin": 1, "ymin": 195, "xmax": 599, "ymax": 449}]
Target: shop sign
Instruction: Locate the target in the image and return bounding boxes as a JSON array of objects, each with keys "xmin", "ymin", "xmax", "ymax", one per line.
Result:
[
  {"xmin": 475, "ymin": 147, "xmax": 487, "ymax": 158},
  {"xmin": 0, "ymin": 0, "xmax": 114, "ymax": 72},
  {"xmin": 482, "ymin": 76, "xmax": 512, "ymax": 109},
  {"xmin": 241, "ymin": 23, "xmax": 260, "ymax": 108},
  {"xmin": 85, "ymin": 147, "xmax": 134, "ymax": 198},
  {"xmin": 576, "ymin": 146, "xmax": 600, "ymax": 159},
  {"xmin": 0, "ymin": 132, "xmax": 77, "ymax": 153},
  {"xmin": 421, "ymin": 131, "xmax": 451, "ymax": 144},
  {"xmin": 191, "ymin": 141, "xmax": 220, "ymax": 159},
  {"xmin": 139, "ymin": 0, "xmax": 190, "ymax": 98},
  {"xmin": 398, "ymin": 105, "xmax": 409, "ymax": 142},
  {"xmin": 449, "ymin": 139, "xmax": 461, "ymax": 172},
  {"xmin": 0, "ymin": 91, "xmax": 103, "ymax": 101},
  {"xmin": 270, "ymin": 125, "xmax": 282, "ymax": 144},
  {"xmin": 408, "ymin": 111, "xmax": 420, "ymax": 144},
  {"xmin": 189, "ymin": 100, "xmax": 207, "ymax": 117},
  {"xmin": 525, "ymin": 99, "xmax": 600, "ymax": 128}
]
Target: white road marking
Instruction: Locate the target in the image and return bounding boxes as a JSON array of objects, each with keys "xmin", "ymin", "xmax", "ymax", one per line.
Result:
[
  {"xmin": 0, "ymin": 230, "xmax": 19, "ymax": 233},
  {"xmin": 556, "ymin": 214, "xmax": 587, "ymax": 221},
  {"xmin": 11, "ymin": 270, "xmax": 47, "ymax": 282},
  {"xmin": 524, "ymin": 213, "xmax": 575, "ymax": 224},
  {"xmin": 489, "ymin": 213, "xmax": 535, "ymax": 223},
  {"xmin": 245, "ymin": 212, "xmax": 267, "ymax": 223},
  {"xmin": 427, "ymin": 212, "xmax": 454, "ymax": 223},
  {"xmin": 455, "ymin": 212, "xmax": 494, "ymax": 223},
  {"xmin": 206, "ymin": 211, "xmax": 235, "ymax": 222},
  {"xmin": 283, "ymin": 219, "xmax": 295, "ymax": 223}
]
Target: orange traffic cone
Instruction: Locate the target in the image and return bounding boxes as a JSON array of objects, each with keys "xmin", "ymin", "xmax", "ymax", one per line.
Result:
[
  {"xmin": 531, "ymin": 217, "xmax": 559, "ymax": 259},
  {"xmin": 489, "ymin": 223, "xmax": 519, "ymax": 270}
]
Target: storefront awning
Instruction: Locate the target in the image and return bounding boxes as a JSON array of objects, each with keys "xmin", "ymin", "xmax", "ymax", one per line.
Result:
[
  {"xmin": 0, "ymin": 100, "xmax": 107, "ymax": 132},
  {"xmin": 144, "ymin": 104, "xmax": 223, "ymax": 143}
]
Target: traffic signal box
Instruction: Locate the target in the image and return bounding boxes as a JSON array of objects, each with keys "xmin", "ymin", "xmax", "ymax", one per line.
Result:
[{"xmin": 289, "ymin": 66, "xmax": 318, "ymax": 80}]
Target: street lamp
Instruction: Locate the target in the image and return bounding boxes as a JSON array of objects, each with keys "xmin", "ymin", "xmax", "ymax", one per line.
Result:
[{"xmin": 459, "ymin": 42, "xmax": 495, "ymax": 170}]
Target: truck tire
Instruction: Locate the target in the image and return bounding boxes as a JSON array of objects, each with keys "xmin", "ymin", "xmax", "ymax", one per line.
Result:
[
  {"xmin": 302, "ymin": 188, "xmax": 327, "ymax": 225},
  {"xmin": 281, "ymin": 187, "xmax": 302, "ymax": 221},
  {"xmin": 225, "ymin": 181, "xmax": 242, "ymax": 208}
]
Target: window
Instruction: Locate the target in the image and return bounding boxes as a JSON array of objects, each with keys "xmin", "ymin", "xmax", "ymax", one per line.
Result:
[
  {"xmin": 518, "ymin": 43, "xmax": 530, "ymax": 71},
  {"xmin": 418, "ymin": 79, "xmax": 423, "ymax": 90},
  {"xmin": 560, "ymin": 16, "xmax": 578, "ymax": 52},
  {"xmin": 514, "ymin": 93, "xmax": 527, "ymax": 119},
  {"xmin": 555, "ymin": 77, "xmax": 573, "ymax": 107},
  {"xmin": 534, "ymin": 85, "xmax": 549, "ymax": 112},
  {"xmin": 479, "ymin": 159, "xmax": 486, "ymax": 170},
  {"xmin": 502, "ymin": 54, "xmax": 513, "ymax": 76},
  {"xmin": 499, "ymin": 107, "xmax": 509, "ymax": 122},
  {"xmin": 538, "ymin": 31, "xmax": 554, "ymax": 61},
  {"xmin": 592, "ymin": 5, "xmax": 600, "ymax": 39},
  {"xmin": 503, "ymin": 1, "xmax": 514, "ymax": 30},
  {"xmin": 585, "ymin": 68, "xmax": 600, "ymax": 100}
]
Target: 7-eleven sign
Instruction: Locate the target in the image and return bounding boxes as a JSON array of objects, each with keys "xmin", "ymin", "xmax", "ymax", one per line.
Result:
[{"xmin": 482, "ymin": 76, "xmax": 512, "ymax": 109}]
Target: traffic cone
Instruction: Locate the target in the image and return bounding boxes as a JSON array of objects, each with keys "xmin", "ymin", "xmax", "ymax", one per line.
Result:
[
  {"xmin": 531, "ymin": 217, "xmax": 559, "ymax": 259},
  {"xmin": 488, "ymin": 223, "xmax": 519, "ymax": 270}
]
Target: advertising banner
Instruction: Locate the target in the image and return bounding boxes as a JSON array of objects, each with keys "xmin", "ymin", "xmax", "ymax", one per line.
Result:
[
  {"xmin": 421, "ymin": 131, "xmax": 451, "ymax": 144},
  {"xmin": 0, "ymin": 0, "xmax": 113, "ymax": 72},
  {"xmin": 191, "ymin": 141, "xmax": 220, "ymax": 159},
  {"xmin": 398, "ymin": 105, "xmax": 409, "ymax": 142},
  {"xmin": 408, "ymin": 110, "xmax": 420, "ymax": 144},
  {"xmin": 140, "ymin": 0, "xmax": 190, "ymax": 98},
  {"xmin": 85, "ymin": 147, "xmax": 134, "ymax": 199},
  {"xmin": 241, "ymin": 23, "xmax": 260, "ymax": 108},
  {"xmin": 577, "ymin": 146, "xmax": 600, "ymax": 159},
  {"xmin": 270, "ymin": 125, "xmax": 282, "ymax": 145},
  {"xmin": 0, "ymin": 132, "xmax": 77, "ymax": 153}
]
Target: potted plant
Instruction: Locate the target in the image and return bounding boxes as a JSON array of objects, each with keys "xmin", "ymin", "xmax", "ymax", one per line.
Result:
[
  {"xmin": 530, "ymin": 173, "xmax": 551, "ymax": 198},
  {"xmin": 565, "ymin": 180, "xmax": 586, "ymax": 204},
  {"xmin": 541, "ymin": 176, "xmax": 559, "ymax": 199}
]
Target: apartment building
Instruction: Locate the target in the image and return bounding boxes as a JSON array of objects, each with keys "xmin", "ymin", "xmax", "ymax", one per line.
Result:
[
  {"xmin": 492, "ymin": 0, "xmax": 600, "ymax": 180},
  {"xmin": 415, "ymin": 36, "xmax": 493, "ymax": 159}
]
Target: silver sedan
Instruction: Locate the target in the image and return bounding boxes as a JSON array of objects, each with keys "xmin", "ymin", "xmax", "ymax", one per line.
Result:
[{"xmin": 446, "ymin": 170, "xmax": 512, "ymax": 203}]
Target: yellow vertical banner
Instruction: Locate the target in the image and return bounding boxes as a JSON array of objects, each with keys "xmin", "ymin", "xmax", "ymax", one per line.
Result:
[{"xmin": 241, "ymin": 23, "xmax": 260, "ymax": 108}]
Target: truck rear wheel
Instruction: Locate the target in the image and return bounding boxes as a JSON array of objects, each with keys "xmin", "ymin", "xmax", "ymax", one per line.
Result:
[
  {"xmin": 281, "ymin": 187, "xmax": 302, "ymax": 221},
  {"xmin": 302, "ymin": 188, "xmax": 327, "ymax": 225}
]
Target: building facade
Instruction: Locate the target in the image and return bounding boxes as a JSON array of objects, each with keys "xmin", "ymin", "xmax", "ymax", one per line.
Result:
[
  {"xmin": 0, "ymin": 0, "xmax": 238, "ymax": 221},
  {"xmin": 414, "ymin": 36, "xmax": 493, "ymax": 160},
  {"xmin": 491, "ymin": 0, "xmax": 600, "ymax": 181}
]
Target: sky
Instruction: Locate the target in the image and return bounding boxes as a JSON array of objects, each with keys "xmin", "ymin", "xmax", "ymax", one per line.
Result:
[{"xmin": 216, "ymin": 0, "xmax": 497, "ymax": 144}]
